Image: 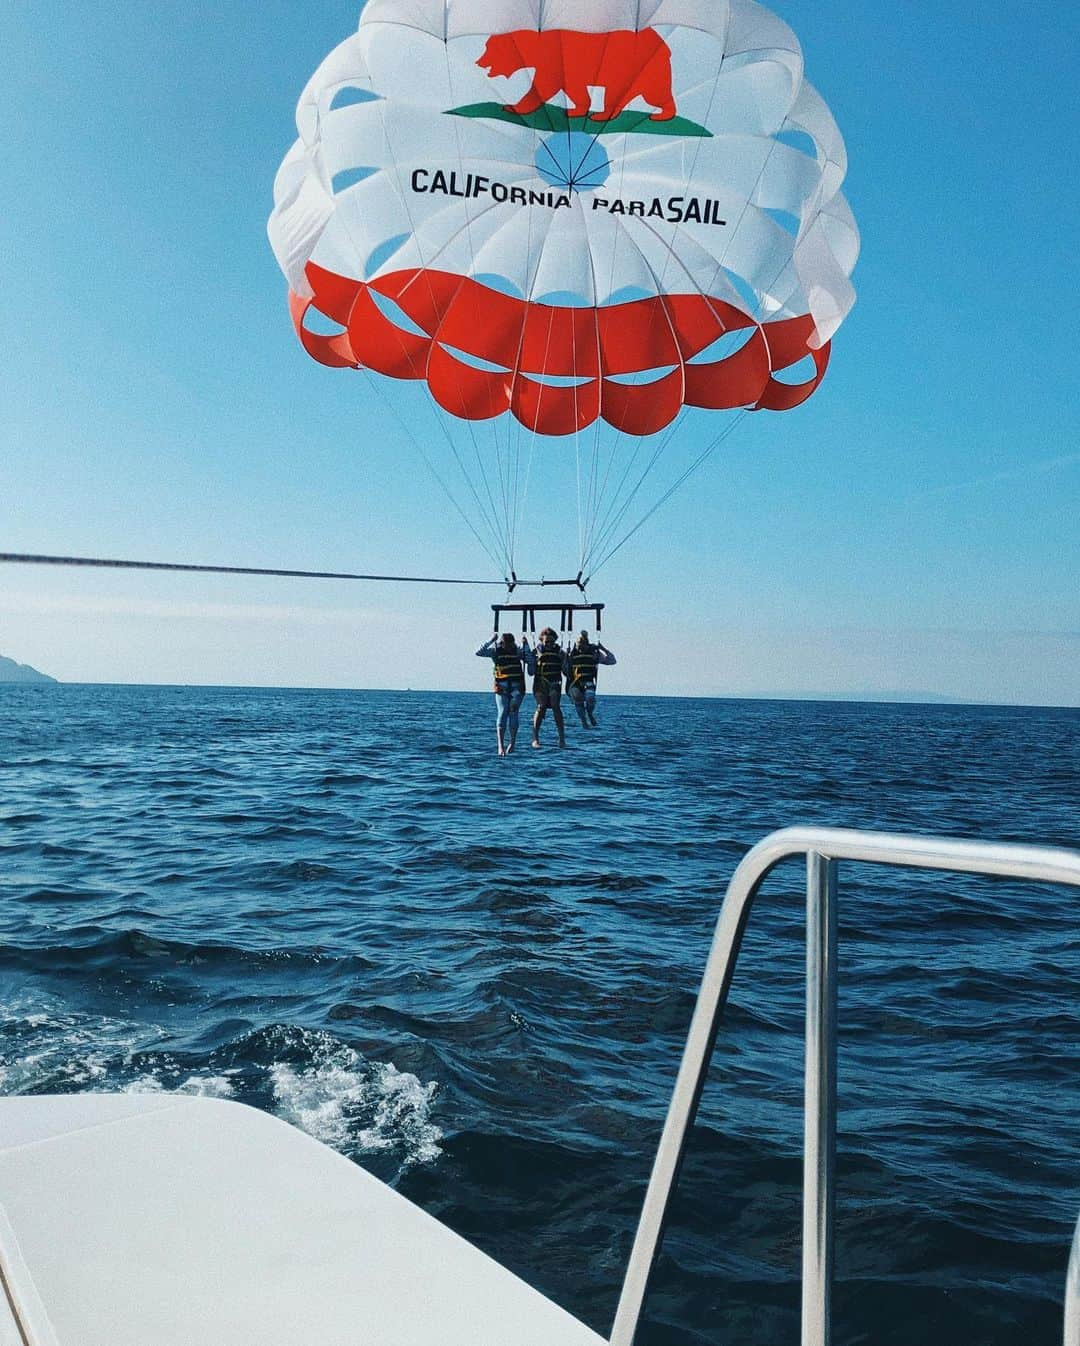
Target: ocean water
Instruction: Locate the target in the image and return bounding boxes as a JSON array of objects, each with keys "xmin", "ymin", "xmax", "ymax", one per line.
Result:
[{"xmin": 1, "ymin": 684, "xmax": 1077, "ymax": 1344}]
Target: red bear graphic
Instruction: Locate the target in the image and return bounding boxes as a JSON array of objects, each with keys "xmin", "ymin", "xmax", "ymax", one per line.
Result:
[{"xmin": 476, "ymin": 28, "xmax": 677, "ymax": 123}]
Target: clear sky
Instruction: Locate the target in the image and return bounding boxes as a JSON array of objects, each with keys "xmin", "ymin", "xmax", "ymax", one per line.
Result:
[{"xmin": 2, "ymin": 1, "xmax": 1077, "ymax": 703}]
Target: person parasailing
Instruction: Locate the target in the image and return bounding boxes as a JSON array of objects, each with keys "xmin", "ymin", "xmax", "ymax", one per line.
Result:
[
  {"xmin": 531, "ymin": 628, "xmax": 567, "ymax": 749},
  {"xmin": 566, "ymin": 632, "xmax": 616, "ymax": 729},
  {"xmin": 477, "ymin": 632, "xmax": 534, "ymax": 756}
]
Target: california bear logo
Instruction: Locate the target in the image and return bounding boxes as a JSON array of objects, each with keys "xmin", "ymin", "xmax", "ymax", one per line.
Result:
[{"xmin": 476, "ymin": 28, "xmax": 677, "ymax": 123}]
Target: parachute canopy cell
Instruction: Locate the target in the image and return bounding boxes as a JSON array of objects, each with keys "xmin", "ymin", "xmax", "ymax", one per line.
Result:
[{"xmin": 268, "ymin": 0, "xmax": 860, "ymax": 438}]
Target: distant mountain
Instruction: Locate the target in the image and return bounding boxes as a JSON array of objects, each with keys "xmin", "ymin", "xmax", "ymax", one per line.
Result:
[
  {"xmin": 0, "ymin": 655, "xmax": 58, "ymax": 684},
  {"xmin": 737, "ymin": 690, "xmax": 973, "ymax": 705}
]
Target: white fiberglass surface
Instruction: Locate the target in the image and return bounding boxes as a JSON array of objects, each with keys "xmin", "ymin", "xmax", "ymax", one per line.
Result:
[{"xmin": 0, "ymin": 1096, "xmax": 604, "ymax": 1346}]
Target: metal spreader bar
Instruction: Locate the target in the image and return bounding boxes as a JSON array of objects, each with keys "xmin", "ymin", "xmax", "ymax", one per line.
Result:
[
  {"xmin": 505, "ymin": 572, "xmax": 588, "ymax": 593},
  {"xmin": 493, "ymin": 602, "xmax": 605, "ymax": 635}
]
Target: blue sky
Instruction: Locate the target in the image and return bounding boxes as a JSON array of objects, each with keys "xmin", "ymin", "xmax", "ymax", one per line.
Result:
[{"xmin": 1, "ymin": 1, "xmax": 1077, "ymax": 702}]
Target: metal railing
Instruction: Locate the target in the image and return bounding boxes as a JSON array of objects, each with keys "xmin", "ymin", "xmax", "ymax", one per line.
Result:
[
  {"xmin": 1068, "ymin": 1213, "xmax": 1080, "ymax": 1346},
  {"xmin": 609, "ymin": 827, "xmax": 1080, "ymax": 1346}
]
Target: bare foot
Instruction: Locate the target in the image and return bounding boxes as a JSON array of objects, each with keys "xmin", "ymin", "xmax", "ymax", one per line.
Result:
[
  {"xmin": 531, "ymin": 739, "xmax": 542, "ymax": 749},
  {"xmin": 558, "ymin": 739, "xmax": 567, "ymax": 749}
]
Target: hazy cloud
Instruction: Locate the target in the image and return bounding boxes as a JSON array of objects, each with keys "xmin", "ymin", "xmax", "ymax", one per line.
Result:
[
  {"xmin": 912, "ymin": 451, "xmax": 1080, "ymax": 501},
  {"xmin": 0, "ymin": 593, "xmax": 381, "ymax": 625}
]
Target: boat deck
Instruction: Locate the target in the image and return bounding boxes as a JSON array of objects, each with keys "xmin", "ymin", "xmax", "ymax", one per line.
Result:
[{"xmin": 0, "ymin": 1094, "xmax": 603, "ymax": 1346}]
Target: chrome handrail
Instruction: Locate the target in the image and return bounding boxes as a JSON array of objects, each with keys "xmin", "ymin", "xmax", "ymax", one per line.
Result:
[{"xmin": 609, "ymin": 827, "xmax": 1080, "ymax": 1346}]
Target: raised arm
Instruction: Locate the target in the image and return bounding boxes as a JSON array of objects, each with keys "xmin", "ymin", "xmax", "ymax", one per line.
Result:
[
  {"xmin": 520, "ymin": 640, "xmax": 536, "ymax": 675},
  {"xmin": 476, "ymin": 636, "xmax": 497, "ymax": 658},
  {"xmin": 596, "ymin": 644, "xmax": 617, "ymax": 666}
]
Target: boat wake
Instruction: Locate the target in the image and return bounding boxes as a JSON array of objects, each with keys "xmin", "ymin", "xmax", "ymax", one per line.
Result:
[{"xmin": 0, "ymin": 996, "xmax": 442, "ymax": 1175}]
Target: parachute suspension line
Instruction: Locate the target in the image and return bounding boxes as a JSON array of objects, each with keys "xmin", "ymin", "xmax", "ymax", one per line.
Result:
[
  {"xmin": 465, "ymin": 191, "xmax": 565, "ymax": 575},
  {"xmin": 585, "ymin": 119, "xmax": 797, "ymax": 578},
  {"xmin": 579, "ymin": 45, "xmax": 739, "ymax": 574},
  {"xmin": 512, "ymin": 272, "xmax": 562, "ymax": 565},
  {"xmin": 515, "ymin": 305, "xmax": 552, "ymax": 550},
  {"xmin": 584, "ymin": 63, "xmax": 818, "ymax": 573},
  {"xmin": 506, "ymin": 326, "xmax": 526, "ymax": 573},
  {"xmin": 361, "ymin": 271, "xmax": 509, "ymax": 573},
  {"xmin": 507, "ymin": 177, "xmax": 551, "ymax": 570},
  {"xmin": 578, "ymin": 135, "xmax": 637, "ymax": 572},
  {"xmin": 586, "ymin": 417, "xmax": 679, "ymax": 566},
  {"xmin": 467, "ymin": 410, "xmax": 510, "ymax": 574},
  {"xmin": 585, "ymin": 283, "xmax": 691, "ymax": 569},
  {"xmin": 351, "ymin": 256, "xmax": 509, "ymax": 573},
  {"xmin": 581, "ymin": 47, "xmax": 732, "ymax": 573},
  {"xmin": 582, "ymin": 26, "xmax": 811, "ymax": 578},
  {"xmin": 577, "ymin": 210, "xmax": 610, "ymax": 577},
  {"xmin": 583, "ymin": 142, "xmax": 818, "ymax": 581},
  {"xmin": 571, "ymin": 0, "xmax": 728, "ymax": 574},
  {"xmin": 579, "ymin": 111, "xmax": 707, "ymax": 573},
  {"xmin": 419, "ymin": 389, "xmax": 508, "ymax": 574},
  {"xmin": 364, "ymin": 96, "xmax": 513, "ymax": 577},
  {"xmin": 588, "ymin": 410, "xmax": 749, "ymax": 578},
  {"xmin": 572, "ymin": 298, "xmax": 588, "ymax": 571},
  {"xmin": 358, "ymin": 367, "xmax": 506, "ymax": 575},
  {"xmin": 579, "ymin": 401, "xmax": 603, "ymax": 576},
  {"xmin": 343, "ymin": 283, "xmax": 510, "ymax": 572},
  {"xmin": 587, "ymin": 167, "xmax": 833, "ymax": 577},
  {"xmin": 0, "ymin": 553, "xmax": 503, "ymax": 586},
  {"xmin": 442, "ymin": 61, "xmax": 515, "ymax": 575},
  {"xmin": 583, "ymin": 406, "xmax": 689, "ymax": 569},
  {"xmin": 514, "ymin": 416, "xmax": 538, "ymax": 566},
  {"xmin": 580, "ymin": 244, "xmax": 700, "ymax": 573}
]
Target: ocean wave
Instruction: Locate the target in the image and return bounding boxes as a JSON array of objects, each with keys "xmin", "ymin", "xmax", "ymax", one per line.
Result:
[
  {"xmin": 123, "ymin": 1072, "xmax": 237, "ymax": 1098},
  {"xmin": 0, "ymin": 998, "xmax": 442, "ymax": 1174},
  {"xmin": 268, "ymin": 1034, "xmax": 442, "ymax": 1168},
  {"xmin": 2, "ymin": 687, "xmax": 1077, "ymax": 1346}
]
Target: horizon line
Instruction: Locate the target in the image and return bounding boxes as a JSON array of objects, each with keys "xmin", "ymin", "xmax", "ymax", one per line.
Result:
[{"xmin": 6, "ymin": 681, "xmax": 1079, "ymax": 711}]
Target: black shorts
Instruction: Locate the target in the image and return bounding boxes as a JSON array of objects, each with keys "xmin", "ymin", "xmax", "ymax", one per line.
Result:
[{"xmin": 533, "ymin": 678, "xmax": 562, "ymax": 708}]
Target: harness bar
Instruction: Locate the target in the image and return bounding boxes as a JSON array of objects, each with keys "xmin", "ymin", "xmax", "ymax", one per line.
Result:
[
  {"xmin": 505, "ymin": 573, "xmax": 588, "ymax": 594},
  {"xmin": 493, "ymin": 602, "xmax": 604, "ymax": 635}
]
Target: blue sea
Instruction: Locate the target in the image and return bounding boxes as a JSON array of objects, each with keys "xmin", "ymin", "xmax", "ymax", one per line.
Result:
[{"xmin": 2, "ymin": 685, "xmax": 1077, "ymax": 1344}]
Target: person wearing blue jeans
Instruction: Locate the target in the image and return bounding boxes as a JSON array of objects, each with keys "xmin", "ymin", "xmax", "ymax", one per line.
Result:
[
  {"xmin": 566, "ymin": 631, "xmax": 616, "ymax": 728},
  {"xmin": 531, "ymin": 627, "xmax": 568, "ymax": 749},
  {"xmin": 477, "ymin": 632, "xmax": 535, "ymax": 756}
]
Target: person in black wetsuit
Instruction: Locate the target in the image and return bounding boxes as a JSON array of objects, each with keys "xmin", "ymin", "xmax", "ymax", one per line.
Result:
[
  {"xmin": 530, "ymin": 628, "xmax": 567, "ymax": 749},
  {"xmin": 566, "ymin": 631, "xmax": 616, "ymax": 728},
  {"xmin": 476, "ymin": 632, "xmax": 534, "ymax": 756}
]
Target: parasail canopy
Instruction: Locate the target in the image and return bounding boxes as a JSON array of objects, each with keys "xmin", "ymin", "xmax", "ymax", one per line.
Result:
[{"xmin": 269, "ymin": 0, "xmax": 859, "ymax": 580}]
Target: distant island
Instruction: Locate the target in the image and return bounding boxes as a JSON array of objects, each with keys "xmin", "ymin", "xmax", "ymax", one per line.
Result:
[
  {"xmin": 0, "ymin": 654, "xmax": 58, "ymax": 684},
  {"xmin": 742, "ymin": 690, "xmax": 971, "ymax": 705}
]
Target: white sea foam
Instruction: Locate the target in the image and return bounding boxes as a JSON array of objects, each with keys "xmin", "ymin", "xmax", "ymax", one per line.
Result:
[
  {"xmin": 1, "ymin": 997, "xmax": 441, "ymax": 1171},
  {"xmin": 122, "ymin": 1073, "xmax": 236, "ymax": 1099},
  {"xmin": 0, "ymin": 996, "xmax": 162, "ymax": 1095},
  {"xmin": 358, "ymin": 1062, "xmax": 443, "ymax": 1165},
  {"xmin": 270, "ymin": 1039, "xmax": 442, "ymax": 1167}
]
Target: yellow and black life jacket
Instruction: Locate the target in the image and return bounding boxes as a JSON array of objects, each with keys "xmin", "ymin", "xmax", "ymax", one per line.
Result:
[
  {"xmin": 492, "ymin": 647, "xmax": 525, "ymax": 688},
  {"xmin": 568, "ymin": 648, "xmax": 599, "ymax": 687},
  {"xmin": 535, "ymin": 644, "xmax": 564, "ymax": 688}
]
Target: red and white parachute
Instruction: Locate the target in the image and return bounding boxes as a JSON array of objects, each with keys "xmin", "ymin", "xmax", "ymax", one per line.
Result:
[{"xmin": 269, "ymin": 0, "xmax": 859, "ymax": 580}]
